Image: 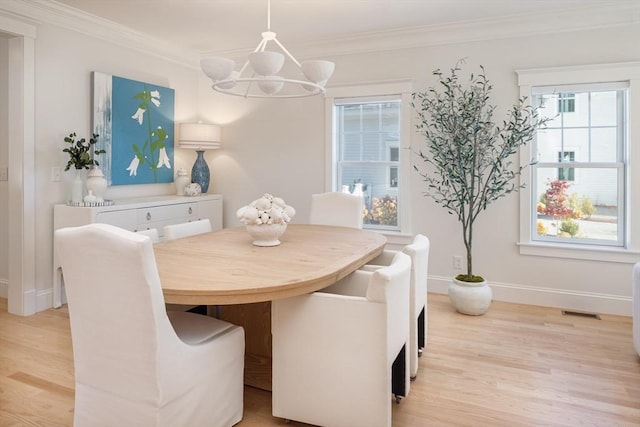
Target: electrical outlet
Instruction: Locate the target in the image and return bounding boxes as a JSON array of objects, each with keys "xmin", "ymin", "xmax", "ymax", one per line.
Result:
[
  {"xmin": 51, "ymin": 167, "xmax": 61, "ymax": 182},
  {"xmin": 453, "ymin": 255, "xmax": 463, "ymax": 270}
]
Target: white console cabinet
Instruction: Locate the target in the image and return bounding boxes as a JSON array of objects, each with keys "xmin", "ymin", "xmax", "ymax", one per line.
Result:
[{"xmin": 52, "ymin": 194, "xmax": 223, "ymax": 308}]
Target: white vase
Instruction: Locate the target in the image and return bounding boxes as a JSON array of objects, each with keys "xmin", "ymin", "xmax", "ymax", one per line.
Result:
[
  {"xmin": 86, "ymin": 168, "xmax": 108, "ymax": 202},
  {"xmin": 245, "ymin": 223, "xmax": 287, "ymax": 247},
  {"xmin": 71, "ymin": 170, "xmax": 84, "ymax": 204},
  {"xmin": 175, "ymin": 168, "xmax": 190, "ymax": 196},
  {"xmin": 448, "ymin": 277, "xmax": 492, "ymax": 315}
]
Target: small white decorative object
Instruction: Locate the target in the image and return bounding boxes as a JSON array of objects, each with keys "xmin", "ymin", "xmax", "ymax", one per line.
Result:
[
  {"xmin": 175, "ymin": 168, "xmax": 190, "ymax": 196},
  {"xmin": 236, "ymin": 193, "xmax": 296, "ymax": 247},
  {"xmin": 341, "ymin": 185, "xmax": 350, "ymax": 194},
  {"xmin": 352, "ymin": 182, "xmax": 364, "ymax": 197},
  {"xmin": 86, "ymin": 167, "xmax": 108, "ymax": 202},
  {"xmin": 83, "ymin": 190, "xmax": 97, "ymax": 204},
  {"xmin": 184, "ymin": 182, "xmax": 202, "ymax": 197}
]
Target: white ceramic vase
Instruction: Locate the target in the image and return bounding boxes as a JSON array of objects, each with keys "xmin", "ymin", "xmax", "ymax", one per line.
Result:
[
  {"xmin": 448, "ymin": 277, "xmax": 492, "ymax": 315},
  {"xmin": 70, "ymin": 170, "xmax": 84, "ymax": 204},
  {"xmin": 86, "ymin": 168, "xmax": 108, "ymax": 202},
  {"xmin": 175, "ymin": 168, "xmax": 190, "ymax": 196},
  {"xmin": 245, "ymin": 223, "xmax": 287, "ymax": 247}
]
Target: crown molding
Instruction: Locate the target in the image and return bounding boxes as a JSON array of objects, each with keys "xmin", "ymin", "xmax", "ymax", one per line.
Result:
[
  {"xmin": 1, "ymin": 1, "xmax": 637, "ymax": 65},
  {"xmin": 0, "ymin": 0, "xmax": 201, "ymax": 68},
  {"xmin": 209, "ymin": 3, "xmax": 640, "ymax": 60}
]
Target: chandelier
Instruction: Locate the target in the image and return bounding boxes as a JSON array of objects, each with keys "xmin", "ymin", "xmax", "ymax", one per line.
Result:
[{"xmin": 200, "ymin": 0, "xmax": 335, "ymax": 99}]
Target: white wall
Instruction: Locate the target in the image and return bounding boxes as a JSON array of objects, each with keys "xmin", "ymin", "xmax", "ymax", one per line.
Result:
[
  {"xmin": 0, "ymin": 34, "xmax": 8, "ymax": 295},
  {"xmin": 4, "ymin": 3, "xmax": 638, "ymax": 315},
  {"xmin": 200, "ymin": 24, "xmax": 640, "ymax": 315},
  {"xmin": 31, "ymin": 24, "xmax": 201, "ymax": 308}
]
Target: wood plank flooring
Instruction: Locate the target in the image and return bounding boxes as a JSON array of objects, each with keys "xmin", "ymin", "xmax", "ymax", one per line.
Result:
[{"xmin": 1, "ymin": 294, "xmax": 638, "ymax": 426}]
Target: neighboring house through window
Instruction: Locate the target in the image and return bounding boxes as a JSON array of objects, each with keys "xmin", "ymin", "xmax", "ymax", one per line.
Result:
[
  {"xmin": 324, "ymin": 80, "xmax": 413, "ymax": 235},
  {"xmin": 516, "ymin": 62, "xmax": 640, "ymax": 263}
]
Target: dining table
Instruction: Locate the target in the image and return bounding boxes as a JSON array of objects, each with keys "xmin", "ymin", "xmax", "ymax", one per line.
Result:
[{"xmin": 153, "ymin": 223, "xmax": 387, "ymax": 390}]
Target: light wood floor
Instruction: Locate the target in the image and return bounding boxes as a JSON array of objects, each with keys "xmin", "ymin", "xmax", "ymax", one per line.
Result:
[{"xmin": 1, "ymin": 294, "xmax": 638, "ymax": 426}]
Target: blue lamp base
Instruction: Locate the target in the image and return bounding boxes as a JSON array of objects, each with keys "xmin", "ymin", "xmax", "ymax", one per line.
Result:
[{"xmin": 191, "ymin": 150, "xmax": 210, "ymax": 194}]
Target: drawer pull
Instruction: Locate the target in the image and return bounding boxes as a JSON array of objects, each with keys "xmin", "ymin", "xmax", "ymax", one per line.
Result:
[
  {"xmin": 146, "ymin": 212, "xmax": 151, "ymax": 221},
  {"xmin": 188, "ymin": 207, "xmax": 193, "ymax": 214}
]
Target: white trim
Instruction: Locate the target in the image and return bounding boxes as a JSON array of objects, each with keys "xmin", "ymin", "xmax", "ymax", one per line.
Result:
[
  {"xmin": 209, "ymin": 3, "xmax": 639, "ymax": 59},
  {"xmin": 4, "ymin": 18, "xmax": 36, "ymax": 316},
  {"xmin": 0, "ymin": 278, "xmax": 7, "ymax": 299},
  {"xmin": 324, "ymin": 80, "xmax": 414, "ymax": 235},
  {"xmin": 517, "ymin": 62, "xmax": 640, "ymax": 262},
  {"xmin": 427, "ymin": 275, "xmax": 633, "ymax": 317},
  {"xmin": 0, "ymin": 0, "xmax": 199, "ymax": 67}
]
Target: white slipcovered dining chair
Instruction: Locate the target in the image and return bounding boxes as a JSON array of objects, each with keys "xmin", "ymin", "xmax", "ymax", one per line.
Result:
[
  {"xmin": 362, "ymin": 234, "xmax": 430, "ymax": 380},
  {"xmin": 309, "ymin": 192, "xmax": 363, "ymax": 228},
  {"xmin": 163, "ymin": 218, "xmax": 212, "ymax": 240},
  {"xmin": 633, "ymin": 262, "xmax": 640, "ymax": 356},
  {"xmin": 163, "ymin": 219, "xmax": 213, "ymax": 314},
  {"xmin": 272, "ymin": 252, "xmax": 411, "ymax": 427},
  {"xmin": 136, "ymin": 227, "xmax": 160, "ymax": 243},
  {"xmin": 55, "ymin": 223, "xmax": 244, "ymax": 427}
]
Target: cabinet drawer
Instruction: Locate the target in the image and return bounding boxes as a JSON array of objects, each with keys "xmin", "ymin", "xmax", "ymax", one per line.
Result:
[
  {"xmin": 137, "ymin": 203, "xmax": 197, "ymax": 225},
  {"xmin": 96, "ymin": 210, "xmax": 138, "ymax": 231}
]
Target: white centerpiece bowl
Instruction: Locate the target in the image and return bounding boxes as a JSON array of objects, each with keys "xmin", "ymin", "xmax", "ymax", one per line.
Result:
[
  {"xmin": 237, "ymin": 193, "xmax": 296, "ymax": 247},
  {"xmin": 245, "ymin": 222, "xmax": 287, "ymax": 247}
]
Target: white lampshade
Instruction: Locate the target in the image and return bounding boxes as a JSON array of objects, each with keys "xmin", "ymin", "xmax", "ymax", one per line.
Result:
[{"xmin": 179, "ymin": 122, "xmax": 221, "ymax": 150}]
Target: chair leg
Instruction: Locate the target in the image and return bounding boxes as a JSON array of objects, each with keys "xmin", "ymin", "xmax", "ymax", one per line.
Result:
[
  {"xmin": 391, "ymin": 344, "xmax": 406, "ymax": 402},
  {"xmin": 418, "ymin": 307, "xmax": 425, "ymax": 356}
]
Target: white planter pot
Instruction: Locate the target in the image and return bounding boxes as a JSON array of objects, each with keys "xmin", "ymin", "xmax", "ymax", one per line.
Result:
[{"xmin": 448, "ymin": 277, "xmax": 492, "ymax": 315}]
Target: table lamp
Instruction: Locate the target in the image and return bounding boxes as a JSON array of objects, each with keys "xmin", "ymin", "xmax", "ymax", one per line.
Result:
[{"xmin": 178, "ymin": 122, "xmax": 221, "ymax": 194}]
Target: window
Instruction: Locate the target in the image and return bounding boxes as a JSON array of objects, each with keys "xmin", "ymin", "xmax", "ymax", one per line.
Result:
[
  {"xmin": 324, "ymin": 81, "xmax": 413, "ymax": 235},
  {"xmin": 335, "ymin": 99, "xmax": 401, "ymax": 229},
  {"xmin": 516, "ymin": 62, "xmax": 640, "ymax": 263},
  {"xmin": 557, "ymin": 150, "xmax": 575, "ymax": 181},
  {"xmin": 558, "ymin": 93, "xmax": 576, "ymax": 113},
  {"xmin": 533, "ymin": 84, "xmax": 626, "ymax": 246}
]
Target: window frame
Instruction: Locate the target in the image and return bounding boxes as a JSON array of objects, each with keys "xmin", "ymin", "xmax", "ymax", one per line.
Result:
[
  {"xmin": 324, "ymin": 80, "xmax": 414, "ymax": 241},
  {"xmin": 516, "ymin": 62, "xmax": 640, "ymax": 263}
]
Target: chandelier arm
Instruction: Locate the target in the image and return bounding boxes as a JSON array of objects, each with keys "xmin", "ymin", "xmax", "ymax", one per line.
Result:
[
  {"xmin": 243, "ymin": 73, "xmax": 257, "ymax": 98},
  {"xmin": 272, "ymin": 37, "xmax": 302, "ymax": 68}
]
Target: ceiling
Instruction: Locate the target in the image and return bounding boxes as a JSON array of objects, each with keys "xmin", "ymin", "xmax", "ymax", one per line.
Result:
[{"xmin": 52, "ymin": 0, "xmax": 636, "ymax": 56}]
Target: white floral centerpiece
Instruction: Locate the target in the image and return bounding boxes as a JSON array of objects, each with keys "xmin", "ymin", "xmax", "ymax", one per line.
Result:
[{"xmin": 236, "ymin": 193, "xmax": 296, "ymax": 246}]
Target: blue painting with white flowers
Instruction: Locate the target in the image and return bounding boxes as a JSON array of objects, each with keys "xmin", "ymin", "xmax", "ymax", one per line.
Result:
[{"xmin": 93, "ymin": 72, "xmax": 175, "ymax": 186}]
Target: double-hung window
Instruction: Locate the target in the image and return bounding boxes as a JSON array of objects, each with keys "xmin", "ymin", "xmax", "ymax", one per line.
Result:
[
  {"xmin": 517, "ymin": 62, "xmax": 640, "ymax": 262},
  {"xmin": 325, "ymin": 81, "xmax": 413, "ymax": 235}
]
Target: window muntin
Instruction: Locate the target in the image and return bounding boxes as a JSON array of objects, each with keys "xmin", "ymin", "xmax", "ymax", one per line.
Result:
[
  {"xmin": 532, "ymin": 85, "xmax": 627, "ymax": 246},
  {"xmin": 335, "ymin": 99, "xmax": 401, "ymax": 230}
]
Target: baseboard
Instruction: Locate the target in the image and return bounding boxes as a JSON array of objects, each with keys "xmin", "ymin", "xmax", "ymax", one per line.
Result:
[
  {"xmin": 0, "ymin": 278, "xmax": 7, "ymax": 299},
  {"xmin": 18, "ymin": 277, "xmax": 634, "ymax": 317},
  {"xmin": 428, "ymin": 275, "xmax": 632, "ymax": 317}
]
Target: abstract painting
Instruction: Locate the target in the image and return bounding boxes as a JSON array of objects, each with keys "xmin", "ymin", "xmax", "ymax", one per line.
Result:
[{"xmin": 93, "ymin": 72, "xmax": 175, "ymax": 185}]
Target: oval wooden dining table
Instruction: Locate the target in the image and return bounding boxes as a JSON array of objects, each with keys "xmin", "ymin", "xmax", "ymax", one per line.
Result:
[
  {"xmin": 153, "ymin": 224, "xmax": 387, "ymax": 390},
  {"xmin": 154, "ymin": 223, "xmax": 387, "ymax": 305}
]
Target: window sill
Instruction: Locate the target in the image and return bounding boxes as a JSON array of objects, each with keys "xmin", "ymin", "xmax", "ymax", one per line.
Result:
[
  {"xmin": 518, "ymin": 241, "xmax": 640, "ymax": 264},
  {"xmin": 373, "ymin": 230, "xmax": 414, "ymax": 247}
]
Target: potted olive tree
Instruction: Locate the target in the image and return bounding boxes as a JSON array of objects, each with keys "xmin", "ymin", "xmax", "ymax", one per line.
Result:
[{"xmin": 412, "ymin": 61, "xmax": 548, "ymax": 315}]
